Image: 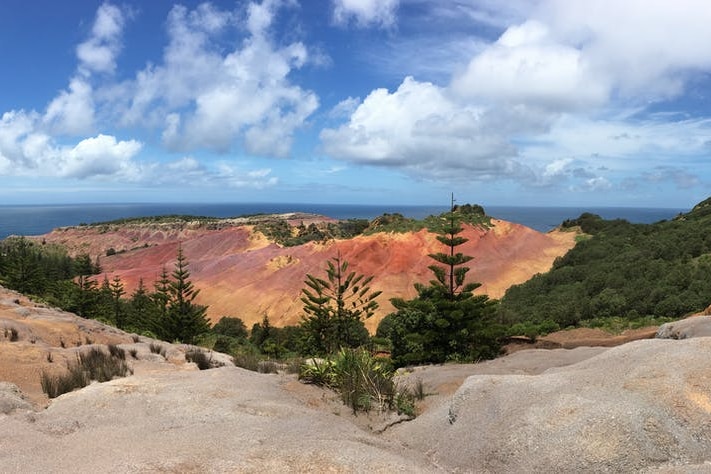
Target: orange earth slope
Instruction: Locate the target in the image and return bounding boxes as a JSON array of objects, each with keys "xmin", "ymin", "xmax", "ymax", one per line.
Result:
[{"xmin": 37, "ymin": 218, "xmax": 576, "ymax": 331}]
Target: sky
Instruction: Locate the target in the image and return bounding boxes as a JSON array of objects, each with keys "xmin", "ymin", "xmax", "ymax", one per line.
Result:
[{"xmin": 1, "ymin": 0, "xmax": 710, "ymax": 209}]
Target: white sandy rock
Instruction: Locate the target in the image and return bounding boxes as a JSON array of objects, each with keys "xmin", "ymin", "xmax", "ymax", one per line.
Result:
[{"xmin": 656, "ymin": 316, "xmax": 711, "ymax": 339}]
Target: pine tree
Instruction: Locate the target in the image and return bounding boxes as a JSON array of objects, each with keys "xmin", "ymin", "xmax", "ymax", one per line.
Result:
[
  {"xmin": 299, "ymin": 253, "xmax": 381, "ymax": 355},
  {"xmin": 109, "ymin": 276, "xmax": 126, "ymax": 328},
  {"xmin": 127, "ymin": 278, "xmax": 156, "ymax": 333},
  {"xmin": 424, "ymin": 193, "xmax": 479, "ymax": 300},
  {"xmin": 151, "ymin": 267, "xmax": 171, "ymax": 340},
  {"xmin": 383, "ymin": 195, "xmax": 500, "ymax": 366},
  {"xmin": 165, "ymin": 246, "xmax": 210, "ymax": 344}
]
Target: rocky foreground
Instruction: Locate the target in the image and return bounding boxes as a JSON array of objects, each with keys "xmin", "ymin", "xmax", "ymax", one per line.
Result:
[{"xmin": 3, "ymin": 286, "xmax": 711, "ymax": 472}]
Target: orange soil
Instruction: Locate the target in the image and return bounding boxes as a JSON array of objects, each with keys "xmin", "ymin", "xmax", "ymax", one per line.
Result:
[{"xmin": 37, "ymin": 219, "xmax": 577, "ymax": 331}]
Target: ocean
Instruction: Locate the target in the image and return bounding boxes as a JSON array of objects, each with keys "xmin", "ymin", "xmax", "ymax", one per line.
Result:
[{"xmin": 0, "ymin": 202, "xmax": 687, "ymax": 240}]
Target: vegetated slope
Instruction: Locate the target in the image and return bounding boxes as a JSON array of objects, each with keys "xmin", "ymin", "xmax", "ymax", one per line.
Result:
[
  {"xmin": 499, "ymin": 197, "xmax": 711, "ymax": 327},
  {"xmin": 36, "ymin": 214, "xmax": 576, "ymax": 331}
]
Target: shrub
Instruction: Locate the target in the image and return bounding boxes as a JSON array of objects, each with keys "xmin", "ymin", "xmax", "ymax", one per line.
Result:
[
  {"xmin": 78, "ymin": 347, "xmax": 133, "ymax": 383},
  {"xmin": 149, "ymin": 342, "xmax": 167, "ymax": 357},
  {"xmin": 185, "ymin": 348, "xmax": 223, "ymax": 370},
  {"xmin": 299, "ymin": 349, "xmax": 412, "ymax": 415},
  {"xmin": 108, "ymin": 344, "xmax": 126, "ymax": 360},
  {"xmin": 40, "ymin": 346, "xmax": 133, "ymax": 399},
  {"xmin": 257, "ymin": 360, "xmax": 279, "ymax": 374},
  {"xmin": 233, "ymin": 352, "xmax": 261, "ymax": 372}
]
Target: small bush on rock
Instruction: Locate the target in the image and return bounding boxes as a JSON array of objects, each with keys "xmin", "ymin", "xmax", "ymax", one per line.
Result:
[
  {"xmin": 299, "ymin": 348, "xmax": 414, "ymax": 416},
  {"xmin": 40, "ymin": 346, "xmax": 133, "ymax": 399},
  {"xmin": 149, "ymin": 342, "xmax": 166, "ymax": 357},
  {"xmin": 185, "ymin": 348, "xmax": 223, "ymax": 370}
]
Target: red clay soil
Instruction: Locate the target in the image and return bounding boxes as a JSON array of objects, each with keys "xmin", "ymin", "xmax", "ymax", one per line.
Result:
[{"xmin": 37, "ymin": 219, "xmax": 577, "ymax": 331}]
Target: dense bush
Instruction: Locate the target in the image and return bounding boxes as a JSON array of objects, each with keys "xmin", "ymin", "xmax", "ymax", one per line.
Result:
[{"xmin": 499, "ymin": 203, "xmax": 711, "ymax": 327}]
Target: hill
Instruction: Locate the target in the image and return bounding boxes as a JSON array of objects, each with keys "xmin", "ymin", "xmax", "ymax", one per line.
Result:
[
  {"xmin": 499, "ymin": 200, "xmax": 711, "ymax": 328},
  {"xmin": 34, "ymin": 213, "xmax": 576, "ymax": 330}
]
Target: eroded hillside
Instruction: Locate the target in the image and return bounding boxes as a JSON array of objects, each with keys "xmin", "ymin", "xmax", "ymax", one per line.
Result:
[{"xmin": 36, "ymin": 216, "xmax": 577, "ymax": 330}]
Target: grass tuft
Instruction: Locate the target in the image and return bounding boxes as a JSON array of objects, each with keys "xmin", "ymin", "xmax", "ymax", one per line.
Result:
[
  {"xmin": 185, "ymin": 348, "xmax": 219, "ymax": 370},
  {"xmin": 40, "ymin": 346, "xmax": 133, "ymax": 399},
  {"xmin": 149, "ymin": 342, "xmax": 167, "ymax": 357}
]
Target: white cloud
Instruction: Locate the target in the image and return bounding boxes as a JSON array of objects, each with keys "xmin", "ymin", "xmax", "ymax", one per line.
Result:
[
  {"xmin": 332, "ymin": 0, "xmax": 399, "ymax": 28},
  {"xmin": 146, "ymin": 157, "xmax": 278, "ymax": 189},
  {"xmin": 118, "ymin": 2, "xmax": 317, "ymax": 157},
  {"xmin": 76, "ymin": 3, "xmax": 126, "ymax": 75},
  {"xmin": 537, "ymin": 0, "xmax": 711, "ymax": 100},
  {"xmin": 0, "ymin": 108, "xmax": 142, "ymax": 179},
  {"xmin": 43, "ymin": 78, "xmax": 95, "ymax": 135},
  {"xmin": 451, "ymin": 20, "xmax": 609, "ymax": 110},
  {"xmin": 61, "ymin": 134, "xmax": 142, "ymax": 179},
  {"xmin": 322, "ymin": 0, "xmax": 711, "ymax": 198},
  {"xmin": 320, "ymin": 76, "xmax": 521, "ymax": 179}
]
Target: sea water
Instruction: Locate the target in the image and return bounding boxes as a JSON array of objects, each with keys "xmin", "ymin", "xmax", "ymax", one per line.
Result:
[{"xmin": 0, "ymin": 202, "xmax": 687, "ymax": 240}]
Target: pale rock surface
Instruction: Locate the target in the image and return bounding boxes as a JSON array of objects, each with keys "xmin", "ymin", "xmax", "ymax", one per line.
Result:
[
  {"xmin": 656, "ymin": 315, "xmax": 711, "ymax": 339},
  {"xmin": 387, "ymin": 338, "xmax": 711, "ymax": 473}
]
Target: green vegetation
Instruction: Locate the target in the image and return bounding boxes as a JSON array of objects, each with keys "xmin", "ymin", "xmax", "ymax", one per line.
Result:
[
  {"xmin": 379, "ymin": 197, "xmax": 501, "ymax": 367},
  {"xmin": 498, "ymin": 201, "xmax": 711, "ymax": 328},
  {"xmin": 364, "ymin": 204, "xmax": 489, "ymax": 235},
  {"xmin": 299, "ymin": 348, "xmax": 415, "ymax": 415},
  {"xmin": 255, "ymin": 218, "xmax": 370, "ymax": 247},
  {"xmin": 299, "ymin": 254, "xmax": 381, "ymax": 356}
]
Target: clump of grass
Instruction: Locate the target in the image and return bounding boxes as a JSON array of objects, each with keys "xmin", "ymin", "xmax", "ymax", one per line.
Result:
[
  {"xmin": 149, "ymin": 343, "xmax": 166, "ymax": 358},
  {"xmin": 59, "ymin": 338, "xmax": 66, "ymax": 348},
  {"xmin": 40, "ymin": 346, "xmax": 133, "ymax": 399},
  {"xmin": 108, "ymin": 344, "xmax": 125, "ymax": 360},
  {"xmin": 85, "ymin": 336, "xmax": 93, "ymax": 345},
  {"xmin": 46, "ymin": 352, "xmax": 54, "ymax": 363},
  {"xmin": 128, "ymin": 348, "xmax": 138, "ymax": 359},
  {"xmin": 233, "ymin": 352, "xmax": 261, "ymax": 372},
  {"xmin": 185, "ymin": 348, "xmax": 220, "ymax": 370},
  {"xmin": 131, "ymin": 335, "xmax": 140, "ymax": 343},
  {"xmin": 299, "ymin": 349, "xmax": 413, "ymax": 415},
  {"xmin": 257, "ymin": 360, "xmax": 279, "ymax": 374},
  {"xmin": 9, "ymin": 327, "xmax": 19, "ymax": 342}
]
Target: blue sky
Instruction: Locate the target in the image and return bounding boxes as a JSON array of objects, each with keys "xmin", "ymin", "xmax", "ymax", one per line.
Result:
[{"xmin": 1, "ymin": 0, "xmax": 710, "ymax": 208}]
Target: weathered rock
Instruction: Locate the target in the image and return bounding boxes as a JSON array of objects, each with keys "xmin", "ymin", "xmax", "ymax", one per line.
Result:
[
  {"xmin": 0, "ymin": 382, "xmax": 32, "ymax": 414},
  {"xmin": 656, "ymin": 316, "xmax": 711, "ymax": 339},
  {"xmin": 387, "ymin": 338, "xmax": 711, "ymax": 473}
]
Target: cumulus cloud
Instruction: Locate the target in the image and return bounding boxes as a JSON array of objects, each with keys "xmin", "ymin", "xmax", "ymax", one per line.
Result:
[
  {"xmin": 43, "ymin": 78, "xmax": 95, "ymax": 135},
  {"xmin": 0, "ymin": 1, "xmax": 311, "ymax": 192},
  {"xmin": 332, "ymin": 0, "xmax": 399, "ymax": 28},
  {"xmin": 117, "ymin": 1, "xmax": 317, "ymax": 157},
  {"xmin": 451, "ymin": 20, "xmax": 609, "ymax": 110},
  {"xmin": 322, "ymin": 0, "xmax": 711, "ymax": 196},
  {"xmin": 0, "ymin": 109, "xmax": 142, "ymax": 179},
  {"xmin": 76, "ymin": 3, "xmax": 126, "ymax": 75},
  {"xmin": 320, "ymin": 76, "xmax": 521, "ymax": 179}
]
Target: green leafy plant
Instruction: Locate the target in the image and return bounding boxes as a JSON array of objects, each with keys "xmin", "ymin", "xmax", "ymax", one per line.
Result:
[
  {"xmin": 299, "ymin": 348, "xmax": 414, "ymax": 416},
  {"xmin": 299, "ymin": 254, "xmax": 381, "ymax": 356}
]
